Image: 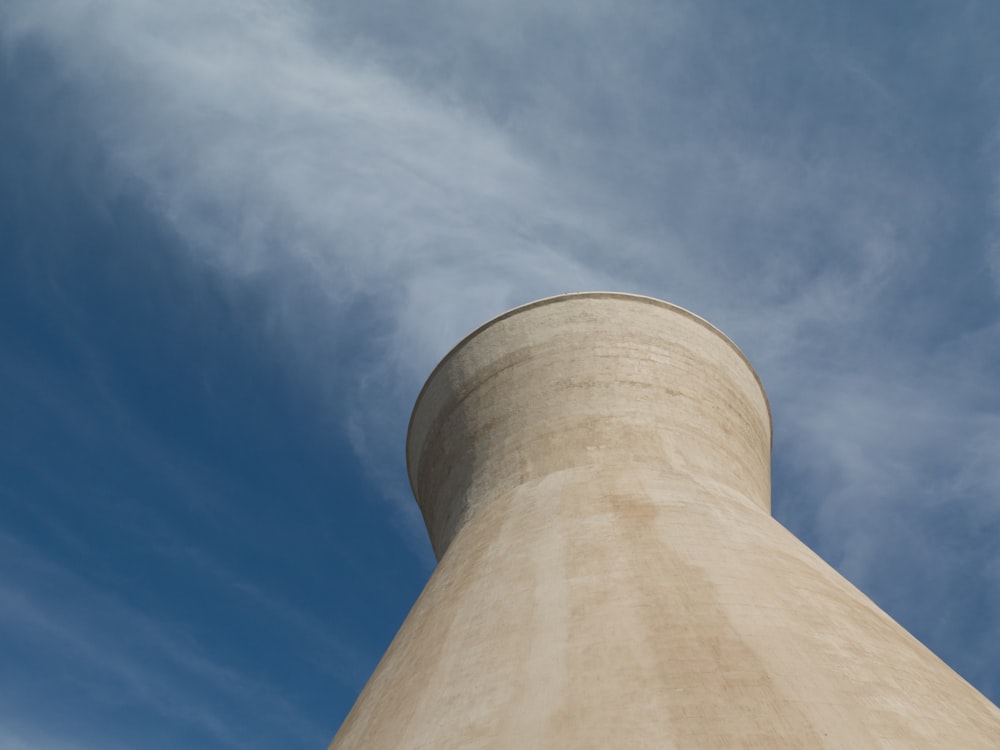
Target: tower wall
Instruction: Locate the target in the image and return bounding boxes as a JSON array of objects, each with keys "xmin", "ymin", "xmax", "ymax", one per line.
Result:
[{"xmin": 329, "ymin": 293, "xmax": 1000, "ymax": 749}]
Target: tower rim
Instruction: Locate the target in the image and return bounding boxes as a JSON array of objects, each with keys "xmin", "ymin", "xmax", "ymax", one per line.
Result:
[{"xmin": 405, "ymin": 291, "xmax": 772, "ymax": 499}]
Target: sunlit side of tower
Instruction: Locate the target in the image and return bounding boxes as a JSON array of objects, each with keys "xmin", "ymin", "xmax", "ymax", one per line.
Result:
[{"xmin": 329, "ymin": 292, "xmax": 1000, "ymax": 748}]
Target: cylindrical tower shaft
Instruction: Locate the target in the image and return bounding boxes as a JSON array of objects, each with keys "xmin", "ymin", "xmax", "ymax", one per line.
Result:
[{"xmin": 330, "ymin": 293, "xmax": 1000, "ymax": 749}]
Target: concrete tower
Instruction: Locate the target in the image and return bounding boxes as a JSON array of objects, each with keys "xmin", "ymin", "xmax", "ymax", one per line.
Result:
[{"xmin": 329, "ymin": 292, "xmax": 1000, "ymax": 748}]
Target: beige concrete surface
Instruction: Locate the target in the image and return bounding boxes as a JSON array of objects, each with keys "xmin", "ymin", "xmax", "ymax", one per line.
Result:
[{"xmin": 329, "ymin": 292, "xmax": 1000, "ymax": 749}]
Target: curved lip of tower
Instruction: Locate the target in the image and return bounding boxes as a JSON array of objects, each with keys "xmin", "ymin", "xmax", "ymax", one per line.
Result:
[{"xmin": 405, "ymin": 291, "xmax": 773, "ymax": 498}]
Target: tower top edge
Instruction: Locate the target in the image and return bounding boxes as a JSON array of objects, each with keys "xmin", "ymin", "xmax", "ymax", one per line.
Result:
[{"xmin": 405, "ymin": 292, "xmax": 773, "ymax": 493}]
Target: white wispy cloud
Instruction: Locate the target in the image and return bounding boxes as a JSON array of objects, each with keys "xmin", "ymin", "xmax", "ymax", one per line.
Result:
[
  {"xmin": 0, "ymin": 530, "xmax": 328, "ymax": 750},
  {"xmin": 0, "ymin": 724, "xmax": 98, "ymax": 750}
]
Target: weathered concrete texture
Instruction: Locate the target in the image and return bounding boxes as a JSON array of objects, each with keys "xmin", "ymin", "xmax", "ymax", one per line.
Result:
[{"xmin": 329, "ymin": 292, "xmax": 1000, "ymax": 749}]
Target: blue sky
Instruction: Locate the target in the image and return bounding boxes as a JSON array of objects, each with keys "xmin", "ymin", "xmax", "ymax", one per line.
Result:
[{"xmin": 2, "ymin": 1, "xmax": 999, "ymax": 747}]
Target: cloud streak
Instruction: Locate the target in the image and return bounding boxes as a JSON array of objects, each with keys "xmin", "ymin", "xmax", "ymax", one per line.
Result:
[{"xmin": 0, "ymin": 530, "xmax": 328, "ymax": 750}]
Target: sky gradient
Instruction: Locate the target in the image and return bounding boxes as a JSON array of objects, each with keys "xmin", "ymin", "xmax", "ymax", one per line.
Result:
[{"xmin": 2, "ymin": 2, "xmax": 999, "ymax": 748}]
